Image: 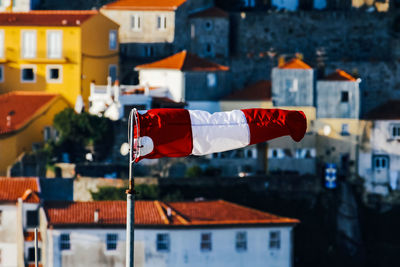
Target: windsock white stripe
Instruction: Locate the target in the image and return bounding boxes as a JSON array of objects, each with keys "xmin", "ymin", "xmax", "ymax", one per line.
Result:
[{"xmin": 188, "ymin": 110, "xmax": 250, "ymax": 155}]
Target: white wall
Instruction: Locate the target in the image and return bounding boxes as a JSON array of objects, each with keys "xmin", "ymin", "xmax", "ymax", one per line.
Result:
[
  {"xmin": 139, "ymin": 70, "xmax": 184, "ymax": 102},
  {"xmin": 47, "ymin": 226, "xmax": 294, "ymax": 267},
  {"xmin": 0, "ymin": 205, "xmax": 18, "ymax": 267},
  {"xmin": 0, "ymin": 0, "xmax": 32, "ymax": 11}
]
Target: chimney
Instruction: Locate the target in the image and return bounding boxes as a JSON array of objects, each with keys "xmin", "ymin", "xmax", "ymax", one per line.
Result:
[
  {"xmin": 94, "ymin": 209, "xmax": 99, "ymax": 223},
  {"xmin": 278, "ymin": 56, "xmax": 285, "ymax": 67},
  {"xmin": 167, "ymin": 208, "xmax": 172, "ymax": 219}
]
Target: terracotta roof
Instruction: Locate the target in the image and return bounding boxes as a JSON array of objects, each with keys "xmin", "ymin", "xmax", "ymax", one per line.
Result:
[
  {"xmin": 0, "ymin": 10, "xmax": 97, "ymax": 26},
  {"xmin": 44, "ymin": 200, "xmax": 299, "ymax": 227},
  {"xmin": 0, "ymin": 92, "xmax": 58, "ymax": 135},
  {"xmin": 24, "ymin": 231, "xmax": 42, "ymax": 242},
  {"xmin": 0, "ymin": 177, "xmax": 40, "ymax": 203},
  {"xmin": 189, "ymin": 7, "xmax": 229, "ymax": 18},
  {"xmin": 27, "ymin": 264, "xmax": 43, "ymax": 267},
  {"xmin": 279, "ymin": 58, "xmax": 312, "ymax": 69},
  {"xmin": 135, "ymin": 51, "xmax": 229, "ymax": 72},
  {"xmin": 224, "ymin": 80, "xmax": 272, "ymax": 101},
  {"xmin": 323, "ymin": 69, "xmax": 357, "ymax": 81},
  {"xmin": 365, "ymin": 100, "xmax": 400, "ymax": 120},
  {"xmin": 102, "ymin": 0, "xmax": 186, "ymax": 11}
]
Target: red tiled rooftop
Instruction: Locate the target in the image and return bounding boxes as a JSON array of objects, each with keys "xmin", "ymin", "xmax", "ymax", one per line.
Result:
[
  {"xmin": 44, "ymin": 200, "xmax": 299, "ymax": 227},
  {"xmin": 365, "ymin": 100, "xmax": 400, "ymax": 120},
  {"xmin": 135, "ymin": 51, "xmax": 229, "ymax": 72},
  {"xmin": 0, "ymin": 92, "xmax": 58, "ymax": 135},
  {"xmin": 224, "ymin": 80, "xmax": 271, "ymax": 101},
  {"xmin": 279, "ymin": 58, "xmax": 312, "ymax": 69},
  {"xmin": 24, "ymin": 231, "xmax": 42, "ymax": 242},
  {"xmin": 0, "ymin": 177, "xmax": 40, "ymax": 203},
  {"xmin": 0, "ymin": 10, "xmax": 97, "ymax": 26},
  {"xmin": 102, "ymin": 0, "xmax": 187, "ymax": 11},
  {"xmin": 189, "ymin": 7, "xmax": 229, "ymax": 18},
  {"xmin": 323, "ymin": 69, "xmax": 357, "ymax": 81}
]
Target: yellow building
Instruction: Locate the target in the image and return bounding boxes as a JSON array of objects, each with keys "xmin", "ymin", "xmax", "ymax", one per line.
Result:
[
  {"xmin": 0, "ymin": 11, "xmax": 119, "ymax": 108},
  {"xmin": 0, "ymin": 91, "xmax": 70, "ymax": 176}
]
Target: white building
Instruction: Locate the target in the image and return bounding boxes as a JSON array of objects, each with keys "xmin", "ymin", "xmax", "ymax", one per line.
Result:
[
  {"xmin": 41, "ymin": 200, "xmax": 299, "ymax": 267},
  {"xmin": 0, "ymin": 0, "xmax": 40, "ymax": 12},
  {"xmin": 0, "ymin": 177, "xmax": 42, "ymax": 267},
  {"xmin": 358, "ymin": 101, "xmax": 400, "ymax": 195}
]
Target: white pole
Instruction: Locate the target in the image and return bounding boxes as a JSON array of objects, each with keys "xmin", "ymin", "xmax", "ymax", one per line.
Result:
[
  {"xmin": 34, "ymin": 228, "xmax": 38, "ymax": 267},
  {"xmin": 126, "ymin": 109, "xmax": 135, "ymax": 267}
]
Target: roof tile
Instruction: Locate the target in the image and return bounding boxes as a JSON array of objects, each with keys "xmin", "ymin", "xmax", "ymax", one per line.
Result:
[
  {"xmin": 0, "ymin": 92, "xmax": 58, "ymax": 135},
  {"xmin": 135, "ymin": 51, "xmax": 229, "ymax": 72},
  {"xmin": 102, "ymin": 0, "xmax": 187, "ymax": 11},
  {"xmin": 0, "ymin": 177, "xmax": 40, "ymax": 203},
  {"xmin": 279, "ymin": 58, "xmax": 312, "ymax": 69},
  {"xmin": 323, "ymin": 69, "xmax": 357, "ymax": 81}
]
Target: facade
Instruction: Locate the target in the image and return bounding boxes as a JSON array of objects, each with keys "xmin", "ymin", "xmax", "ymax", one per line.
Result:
[
  {"xmin": 0, "ymin": 177, "xmax": 41, "ymax": 267},
  {"xmin": 0, "ymin": 92, "xmax": 69, "ymax": 176},
  {"xmin": 358, "ymin": 101, "xmax": 400, "ymax": 195},
  {"xmin": 136, "ymin": 51, "xmax": 230, "ymax": 103},
  {"xmin": 0, "ymin": 11, "xmax": 119, "ymax": 108},
  {"xmin": 189, "ymin": 7, "xmax": 229, "ymax": 60},
  {"xmin": 41, "ymin": 200, "xmax": 299, "ymax": 267}
]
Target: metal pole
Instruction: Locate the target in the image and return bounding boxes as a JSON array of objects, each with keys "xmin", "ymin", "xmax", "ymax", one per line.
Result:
[
  {"xmin": 126, "ymin": 110, "xmax": 135, "ymax": 267},
  {"xmin": 34, "ymin": 228, "xmax": 38, "ymax": 267}
]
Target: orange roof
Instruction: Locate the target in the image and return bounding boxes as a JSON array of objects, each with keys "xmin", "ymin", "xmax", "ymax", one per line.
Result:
[
  {"xmin": 0, "ymin": 92, "xmax": 59, "ymax": 135},
  {"xmin": 224, "ymin": 80, "xmax": 271, "ymax": 101},
  {"xmin": 44, "ymin": 200, "xmax": 299, "ymax": 227},
  {"xmin": 323, "ymin": 69, "xmax": 357, "ymax": 81},
  {"xmin": 0, "ymin": 10, "xmax": 97, "ymax": 26},
  {"xmin": 24, "ymin": 231, "xmax": 42, "ymax": 242},
  {"xmin": 189, "ymin": 7, "xmax": 229, "ymax": 18},
  {"xmin": 102, "ymin": 0, "xmax": 186, "ymax": 11},
  {"xmin": 279, "ymin": 58, "xmax": 312, "ymax": 69},
  {"xmin": 365, "ymin": 100, "xmax": 400, "ymax": 120},
  {"xmin": 0, "ymin": 177, "xmax": 40, "ymax": 203},
  {"xmin": 135, "ymin": 51, "xmax": 229, "ymax": 72}
]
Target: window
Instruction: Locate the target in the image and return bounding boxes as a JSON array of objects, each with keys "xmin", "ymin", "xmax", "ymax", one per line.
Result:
[
  {"xmin": 46, "ymin": 65, "xmax": 62, "ymax": 83},
  {"xmin": 200, "ymin": 233, "xmax": 212, "ymax": 252},
  {"xmin": 207, "ymin": 73, "xmax": 217, "ymax": 88},
  {"xmin": 28, "ymin": 247, "xmax": 41, "ymax": 262},
  {"xmin": 0, "ymin": 65, "xmax": 3, "ymax": 82},
  {"xmin": 204, "ymin": 21, "xmax": 213, "ymax": 31},
  {"xmin": 47, "ymin": 30, "xmax": 62, "ymax": 59},
  {"xmin": 44, "ymin": 126, "xmax": 52, "ymax": 141},
  {"xmin": 390, "ymin": 124, "xmax": 400, "ymax": 139},
  {"xmin": 341, "ymin": 91, "xmax": 349, "ymax": 103},
  {"xmin": 285, "ymin": 79, "xmax": 298, "ymax": 92},
  {"xmin": 21, "ymin": 66, "xmax": 36, "ymax": 82},
  {"xmin": 144, "ymin": 46, "xmax": 154, "ymax": 57},
  {"xmin": 0, "ymin": 30, "xmax": 4, "ymax": 58},
  {"xmin": 243, "ymin": 0, "xmax": 256, "ymax": 7},
  {"xmin": 373, "ymin": 155, "xmax": 389, "ymax": 170},
  {"xmin": 60, "ymin": 233, "xmax": 71, "ymax": 250},
  {"xmin": 108, "ymin": 65, "xmax": 117, "ymax": 83},
  {"xmin": 106, "ymin": 233, "xmax": 118, "ymax": 251},
  {"xmin": 269, "ymin": 231, "xmax": 281, "ymax": 249},
  {"xmin": 109, "ymin": 30, "xmax": 117, "ymax": 50},
  {"xmin": 236, "ymin": 232, "xmax": 247, "ymax": 251},
  {"xmin": 157, "ymin": 15, "xmax": 167, "ymax": 30},
  {"xmin": 191, "ymin": 24, "xmax": 195, "ymax": 39},
  {"xmin": 205, "ymin": 43, "xmax": 213, "ymax": 56},
  {"xmin": 131, "ymin": 15, "xmax": 141, "ymax": 31},
  {"xmin": 156, "ymin": 233, "xmax": 170, "ymax": 252},
  {"xmin": 341, "ymin": 123, "xmax": 350, "ymax": 136},
  {"xmin": 22, "ymin": 30, "xmax": 36, "ymax": 58},
  {"xmin": 26, "ymin": 210, "xmax": 38, "ymax": 228}
]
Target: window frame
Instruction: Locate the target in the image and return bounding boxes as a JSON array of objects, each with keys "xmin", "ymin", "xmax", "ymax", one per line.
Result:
[
  {"xmin": 341, "ymin": 91, "xmax": 349, "ymax": 103},
  {"xmin": 109, "ymin": 30, "xmax": 118, "ymax": 51},
  {"xmin": 106, "ymin": 233, "xmax": 118, "ymax": 251},
  {"xmin": 285, "ymin": 78, "xmax": 298, "ymax": 92},
  {"xmin": 26, "ymin": 210, "xmax": 39, "ymax": 228},
  {"xmin": 157, "ymin": 14, "xmax": 167, "ymax": 30},
  {"xmin": 60, "ymin": 233, "xmax": 71, "ymax": 251},
  {"xmin": 200, "ymin": 232, "xmax": 212, "ymax": 252},
  {"xmin": 390, "ymin": 123, "xmax": 400, "ymax": 140},
  {"xmin": 207, "ymin": 73, "xmax": 217, "ymax": 88},
  {"xmin": 341, "ymin": 123, "xmax": 350, "ymax": 136},
  {"xmin": 269, "ymin": 231, "xmax": 281, "ymax": 250},
  {"xmin": 131, "ymin": 14, "xmax": 142, "ymax": 31},
  {"xmin": 21, "ymin": 30, "xmax": 37, "ymax": 59},
  {"xmin": 235, "ymin": 231, "xmax": 247, "ymax": 252},
  {"xmin": 46, "ymin": 65, "xmax": 62, "ymax": 83},
  {"xmin": 27, "ymin": 247, "xmax": 41, "ymax": 262},
  {"xmin": 373, "ymin": 155, "xmax": 389, "ymax": 171},
  {"xmin": 156, "ymin": 233, "xmax": 170, "ymax": 252},
  {"xmin": 46, "ymin": 30, "xmax": 63, "ymax": 59},
  {"xmin": 20, "ymin": 65, "xmax": 36, "ymax": 83}
]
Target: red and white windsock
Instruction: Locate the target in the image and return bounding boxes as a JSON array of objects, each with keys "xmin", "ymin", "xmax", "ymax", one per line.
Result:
[{"xmin": 132, "ymin": 108, "xmax": 307, "ymax": 162}]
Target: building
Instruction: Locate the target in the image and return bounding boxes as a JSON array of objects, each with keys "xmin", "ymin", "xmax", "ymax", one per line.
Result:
[
  {"xmin": 41, "ymin": 200, "xmax": 299, "ymax": 267},
  {"xmin": 0, "ymin": 92, "xmax": 69, "ymax": 176},
  {"xmin": 358, "ymin": 100, "xmax": 400, "ymax": 195},
  {"xmin": 0, "ymin": 177, "xmax": 41, "ymax": 267},
  {"xmin": 188, "ymin": 7, "xmax": 229, "ymax": 60},
  {"xmin": 0, "ymin": 10, "xmax": 119, "ymax": 108},
  {"xmin": 0, "ymin": 0, "xmax": 41, "ymax": 12},
  {"xmin": 135, "ymin": 50, "xmax": 230, "ymax": 110}
]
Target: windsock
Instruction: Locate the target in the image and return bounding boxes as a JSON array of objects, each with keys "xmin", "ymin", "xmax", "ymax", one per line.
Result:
[{"xmin": 132, "ymin": 108, "xmax": 307, "ymax": 162}]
